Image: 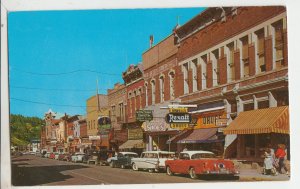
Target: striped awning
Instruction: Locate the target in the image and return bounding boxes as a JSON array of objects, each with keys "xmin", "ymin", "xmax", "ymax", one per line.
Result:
[
  {"xmin": 119, "ymin": 139, "xmax": 145, "ymax": 149},
  {"xmin": 223, "ymin": 106, "xmax": 289, "ymax": 135}
]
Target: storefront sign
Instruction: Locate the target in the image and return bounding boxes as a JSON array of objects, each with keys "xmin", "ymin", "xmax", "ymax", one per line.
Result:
[
  {"xmin": 136, "ymin": 110, "xmax": 153, "ymax": 122},
  {"xmin": 195, "ymin": 111, "xmax": 227, "ymax": 129},
  {"xmin": 128, "ymin": 128, "xmax": 143, "ymax": 140},
  {"xmin": 89, "ymin": 136, "xmax": 100, "ymax": 140},
  {"xmin": 170, "ymin": 123, "xmax": 190, "ymax": 129},
  {"xmin": 143, "ymin": 119, "xmax": 168, "ymax": 132},
  {"xmin": 169, "ymin": 107, "xmax": 188, "ymax": 113},
  {"xmin": 98, "ymin": 116, "xmax": 111, "ymax": 134},
  {"xmin": 165, "ymin": 113, "xmax": 192, "ymax": 124}
]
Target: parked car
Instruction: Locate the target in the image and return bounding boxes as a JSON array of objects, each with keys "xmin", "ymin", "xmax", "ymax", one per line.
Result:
[
  {"xmin": 131, "ymin": 151, "xmax": 175, "ymax": 172},
  {"xmin": 82, "ymin": 154, "xmax": 90, "ymax": 164},
  {"xmin": 71, "ymin": 152, "xmax": 86, "ymax": 163},
  {"xmin": 49, "ymin": 152, "xmax": 56, "ymax": 159},
  {"xmin": 58, "ymin": 153, "xmax": 66, "ymax": 161},
  {"xmin": 165, "ymin": 151, "xmax": 239, "ymax": 179},
  {"xmin": 98, "ymin": 150, "xmax": 115, "ymax": 166},
  {"xmin": 44, "ymin": 152, "xmax": 51, "ymax": 158},
  {"xmin": 110, "ymin": 152, "xmax": 138, "ymax": 169},
  {"xmin": 63, "ymin": 153, "xmax": 72, "ymax": 161},
  {"xmin": 87, "ymin": 152, "xmax": 99, "ymax": 165},
  {"xmin": 54, "ymin": 152, "xmax": 60, "ymax": 160}
]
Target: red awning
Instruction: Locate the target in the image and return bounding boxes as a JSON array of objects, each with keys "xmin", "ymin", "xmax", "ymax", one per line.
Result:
[{"xmin": 167, "ymin": 128, "xmax": 222, "ymax": 144}]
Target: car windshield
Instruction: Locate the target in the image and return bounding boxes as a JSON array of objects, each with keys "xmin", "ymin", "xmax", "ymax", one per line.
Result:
[
  {"xmin": 191, "ymin": 153, "xmax": 216, "ymax": 159},
  {"xmin": 124, "ymin": 154, "xmax": 138, "ymax": 158},
  {"xmin": 179, "ymin": 153, "xmax": 190, "ymax": 160}
]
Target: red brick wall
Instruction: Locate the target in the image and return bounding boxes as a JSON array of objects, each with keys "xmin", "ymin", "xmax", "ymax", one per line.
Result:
[
  {"xmin": 219, "ymin": 57, "xmax": 227, "ymax": 85},
  {"xmin": 265, "ymin": 36, "xmax": 273, "ymax": 72},
  {"xmin": 206, "ymin": 61, "xmax": 213, "ymax": 88},
  {"xmin": 174, "ymin": 65, "xmax": 184, "ymax": 97},
  {"xmin": 80, "ymin": 122, "xmax": 87, "ymax": 137},
  {"xmin": 188, "ymin": 69, "xmax": 193, "ymax": 93},
  {"xmin": 178, "ymin": 6, "xmax": 286, "ymax": 62},
  {"xmin": 196, "ymin": 65, "xmax": 202, "ymax": 90},
  {"xmin": 164, "ymin": 72, "xmax": 170, "ymax": 101}
]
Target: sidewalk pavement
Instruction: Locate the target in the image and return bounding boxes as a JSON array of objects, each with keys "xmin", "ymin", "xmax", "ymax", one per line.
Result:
[{"xmin": 238, "ymin": 168, "xmax": 290, "ymax": 181}]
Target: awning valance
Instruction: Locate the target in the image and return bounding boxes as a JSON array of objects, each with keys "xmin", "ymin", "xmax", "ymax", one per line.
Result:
[
  {"xmin": 119, "ymin": 139, "xmax": 145, "ymax": 149},
  {"xmin": 223, "ymin": 106, "xmax": 289, "ymax": 135},
  {"xmin": 167, "ymin": 128, "xmax": 222, "ymax": 144}
]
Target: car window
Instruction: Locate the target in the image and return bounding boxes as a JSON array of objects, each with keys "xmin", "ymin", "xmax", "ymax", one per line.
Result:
[
  {"xmin": 179, "ymin": 153, "xmax": 190, "ymax": 160},
  {"xmin": 191, "ymin": 153, "xmax": 216, "ymax": 159},
  {"xmin": 118, "ymin": 153, "xmax": 124, "ymax": 158},
  {"xmin": 147, "ymin": 153, "xmax": 158, "ymax": 158},
  {"xmin": 125, "ymin": 154, "xmax": 138, "ymax": 158},
  {"xmin": 159, "ymin": 153, "xmax": 174, "ymax": 158},
  {"xmin": 141, "ymin": 153, "xmax": 146, "ymax": 158}
]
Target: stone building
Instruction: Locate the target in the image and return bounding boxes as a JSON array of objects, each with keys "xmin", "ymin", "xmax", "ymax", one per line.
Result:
[{"xmin": 169, "ymin": 6, "xmax": 288, "ymax": 160}]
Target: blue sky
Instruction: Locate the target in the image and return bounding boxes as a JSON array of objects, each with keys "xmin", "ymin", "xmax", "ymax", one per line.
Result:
[{"xmin": 8, "ymin": 8, "xmax": 204, "ymax": 118}]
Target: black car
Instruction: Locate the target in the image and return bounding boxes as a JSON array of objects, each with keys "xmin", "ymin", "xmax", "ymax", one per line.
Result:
[{"xmin": 110, "ymin": 152, "xmax": 139, "ymax": 169}]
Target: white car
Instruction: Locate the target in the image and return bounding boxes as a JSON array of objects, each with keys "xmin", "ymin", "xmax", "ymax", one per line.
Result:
[
  {"xmin": 71, "ymin": 152, "xmax": 85, "ymax": 163},
  {"xmin": 131, "ymin": 151, "xmax": 175, "ymax": 172},
  {"xmin": 44, "ymin": 152, "xmax": 51, "ymax": 158},
  {"xmin": 54, "ymin": 152, "xmax": 60, "ymax": 160}
]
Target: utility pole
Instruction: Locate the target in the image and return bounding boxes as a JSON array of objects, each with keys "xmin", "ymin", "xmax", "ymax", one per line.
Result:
[{"xmin": 96, "ymin": 77, "xmax": 100, "ymax": 112}]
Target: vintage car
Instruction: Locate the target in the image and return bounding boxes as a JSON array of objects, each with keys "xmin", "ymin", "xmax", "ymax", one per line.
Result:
[
  {"xmin": 110, "ymin": 152, "xmax": 138, "ymax": 169},
  {"xmin": 63, "ymin": 153, "xmax": 72, "ymax": 161},
  {"xmin": 49, "ymin": 152, "xmax": 56, "ymax": 159},
  {"xmin": 87, "ymin": 152, "xmax": 99, "ymax": 165},
  {"xmin": 71, "ymin": 152, "xmax": 86, "ymax": 163},
  {"xmin": 165, "ymin": 151, "xmax": 239, "ymax": 179},
  {"xmin": 58, "ymin": 153, "xmax": 67, "ymax": 161},
  {"xmin": 131, "ymin": 151, "xmax": 175, "ymax": 172}
]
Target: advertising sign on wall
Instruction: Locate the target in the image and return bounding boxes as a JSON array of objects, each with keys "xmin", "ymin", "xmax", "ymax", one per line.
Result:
[
  {"xmin": 195, "ymin": 111, "xmax": 228, "ymax": 129},
  {"xmin": 136, "ymin": 110, "xmax": 153, "ymax": 122},
  {"xmin": 128, "ymin": 128, "xmax": 143, "ymax": 140}
]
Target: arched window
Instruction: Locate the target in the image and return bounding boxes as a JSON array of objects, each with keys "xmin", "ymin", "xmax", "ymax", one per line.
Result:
[
  {"xmin": 151, "ymin": 80, "xmax": 156, "ymax": 105},
  {"xmin": 169, "ymin": 71, "xmax": 175, "ymax": 100},
  {"xmin": 159, "ymin": 75, "xmax": 165, "ymax": 102}
]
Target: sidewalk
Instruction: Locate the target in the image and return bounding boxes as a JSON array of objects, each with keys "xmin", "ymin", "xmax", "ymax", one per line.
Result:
[{"xmin": 238, "ymin": 168, "xmax": 290, "ymax": 181}]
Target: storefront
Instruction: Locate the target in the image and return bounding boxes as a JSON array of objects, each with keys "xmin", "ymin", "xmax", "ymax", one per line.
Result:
[
  {"xmin": 110, "ymin": 128, "xmax": 128, "ymax": 151},
  {"xmin": 119, "ymin": 127, "xmax": 144, "ymax": 155},
  {"xmin": 223, "ymin": 106, "xmax": 290, "ymax": 162}
]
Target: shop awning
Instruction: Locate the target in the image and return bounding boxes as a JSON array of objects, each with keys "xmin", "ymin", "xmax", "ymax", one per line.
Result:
[
  {"xmin": 119, "ymin": 139, "xmax": 144, "ymax": 149},
  {"xmin": 167, "ymin": 128, "xmax": 222, "ymax": 144},
  {"xmin": 223, "ymin": 106, "xmax": 289, "ymax": 135}
]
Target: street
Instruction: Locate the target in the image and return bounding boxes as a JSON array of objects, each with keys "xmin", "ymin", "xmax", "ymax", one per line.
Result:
[{"xmin": 12, "ymin": 155, "xmax": 240, "ymax": 186}]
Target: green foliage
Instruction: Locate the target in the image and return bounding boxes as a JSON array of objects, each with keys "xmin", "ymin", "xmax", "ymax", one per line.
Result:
[{"xmin": 10, "ymin": 114, "xmax": 43, "ymax": 146}]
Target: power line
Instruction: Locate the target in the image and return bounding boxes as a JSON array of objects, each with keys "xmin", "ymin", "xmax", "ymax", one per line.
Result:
[
  {"xmin": 10, "ymin": 86, "xmax": 107, "ymax": 92},
  {"xmin": 10, "ymin": 97, "xmax": 105, "ymax": 108},
  {"xmin": 11, "ymin": 68, "xmax": 120, "ymax": 76}
]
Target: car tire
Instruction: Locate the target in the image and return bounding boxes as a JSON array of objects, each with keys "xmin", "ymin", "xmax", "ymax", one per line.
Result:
[
  {"xmin": 110, "ymin": 161, "xmax": 115, "ymax": 168},
  {"xmin": 166, "ymin": 166, "xmax": 173, "ymax": 176},
  {"xmin": 132, "ymin": 163, "xmax": 138, "ymax": 171},
  {"xmin": 121, "ymin": 165, "xmax": 125, "ymax": 169},
  {"xmin": 189, "ymin": 167, "xmax": 198, "ymax": 179}
]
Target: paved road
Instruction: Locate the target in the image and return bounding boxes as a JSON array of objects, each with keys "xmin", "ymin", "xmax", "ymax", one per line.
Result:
[{"xmin": 11, "ymin": 155, "xmax": 239, "ymax": 186}]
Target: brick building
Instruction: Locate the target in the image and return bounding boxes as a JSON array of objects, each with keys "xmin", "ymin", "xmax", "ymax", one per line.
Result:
[
  {"xmin": 107, "ymin": 83, "xmax": 128, "ymax": 151},
  {"xmin": 169, "ymin": 6, "xmax": 288, "ymax": 160},
  {"xmin": 142, "ymin": 34, "xmax": 182, "ymax": 151},
  {"xmin": 119, "ymin": 64, "xmax": 145, "ymax": 154}
]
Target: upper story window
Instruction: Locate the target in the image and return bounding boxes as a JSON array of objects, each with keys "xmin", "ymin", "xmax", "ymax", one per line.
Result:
[
  {"xmin": 139, "ymin": 88, "xmax": 142, "ymax": 108},
  {"xmin": 240, "ymin": 35, "xmax": 249, "ymax": 77},
  {"xmin": 272, "ymin": 19, "xmax": 284, "ymax": 69},
  {"xmin": 183, "ymin": 63, "xmax": 189, "ymax": 94},
  {"xmin": 145, "ymin": 83, "xmax": 148, "ymax": 106},
  {"xmin": 226, "ymin": 42, "xmax": 235, "ymax": 82},
  {"xmin": 159, "ymin": 76, "xmax": 165, "ymax": 102},
  {"xmin": 111, "ymin": 105, "xmax": 116, "ymax": 116},
  {"xmin": 134, "ymin": 91, "xmax": 137, "ymax": 111},
  {"xmin": 191, "ymin": 59, "xmax": 198, "ymax": 92},
  {"xmin": 169, "ymin": 71, "xmax": 175, "ymax": 100},
  {"xmin": 211, "ymin": 49, "xmax": 219, "ymax": 86},
  {"xmin": 255, "ymin": 28, "xmax": 266, "ymax": 73},
  {"xmin": 151, "ymin": 80, "xmax": 156, "ymax": 105},
  {"xmin": 200, "ymin": 54, "xmax": 207, "ymax": 89}
]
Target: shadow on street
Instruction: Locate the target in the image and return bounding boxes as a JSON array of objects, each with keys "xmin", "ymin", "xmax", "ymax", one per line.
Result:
[{"xmin": 12, "ymin": 164, "xmax": 89, "ymax": 186}]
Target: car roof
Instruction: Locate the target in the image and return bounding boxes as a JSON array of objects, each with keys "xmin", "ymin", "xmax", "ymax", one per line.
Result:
[
  {"xmin": 142, "ymin": 151, "xmax": 175, "ymax": 154},
  {"xmin": 180, "ymin": 150, "xmax": 215, "ymax": 156},
  {"xmin": 119, "ymin": 152, "xmax": 138, "ymax": 155}
]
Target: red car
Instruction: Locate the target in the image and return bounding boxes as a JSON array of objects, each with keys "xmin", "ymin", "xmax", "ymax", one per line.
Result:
[
  {"xmin": 49, "ymin": 152, "xmax": 56, "ymax": 159},
  {"xmin": 165, "ymin": 151, "xmax": 239, "ymax": 179}
]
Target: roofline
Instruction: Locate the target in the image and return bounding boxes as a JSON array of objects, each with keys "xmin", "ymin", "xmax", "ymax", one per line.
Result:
[{"xmin": 142, "ymin": 33, "xmax": 173, "ymax": 55}]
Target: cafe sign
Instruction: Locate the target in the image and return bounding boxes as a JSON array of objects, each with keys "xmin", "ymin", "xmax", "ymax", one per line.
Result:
[{"xmin": 136, "ymin": 110, "xmax": 153, "ymax": 122}]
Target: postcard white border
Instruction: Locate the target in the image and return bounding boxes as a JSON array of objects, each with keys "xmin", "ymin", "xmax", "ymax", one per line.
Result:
[{"xmin": 1, "ymin": 0, "xmax": 299, "ymax": 189}]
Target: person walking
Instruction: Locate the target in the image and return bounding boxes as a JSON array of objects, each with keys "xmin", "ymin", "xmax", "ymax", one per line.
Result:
[
  {"xmin": 275, "ymin": 144, "xmax": 288, "ymax": 174},
  {"xmin": 263, "ymin": 148, "xmax": 277, "ymax": 175}
]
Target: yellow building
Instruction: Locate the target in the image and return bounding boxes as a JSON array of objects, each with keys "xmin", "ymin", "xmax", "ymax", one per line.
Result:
[{"xmin": 86, "ymin": 94, "xmax": 109, "ymax": 137}]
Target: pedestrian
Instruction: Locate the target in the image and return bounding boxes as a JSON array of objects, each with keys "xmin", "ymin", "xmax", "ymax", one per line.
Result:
[
  {"xmin": 263, "ymin": 148, "xmax": 277, "ymax": 175},
  {"xmin": 182, "ymin": 145, "xmax": 188, "ymax": 152},
  {"xmin": 275, "ymin": 144, "xmax": 288, "ymax": 174}
]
